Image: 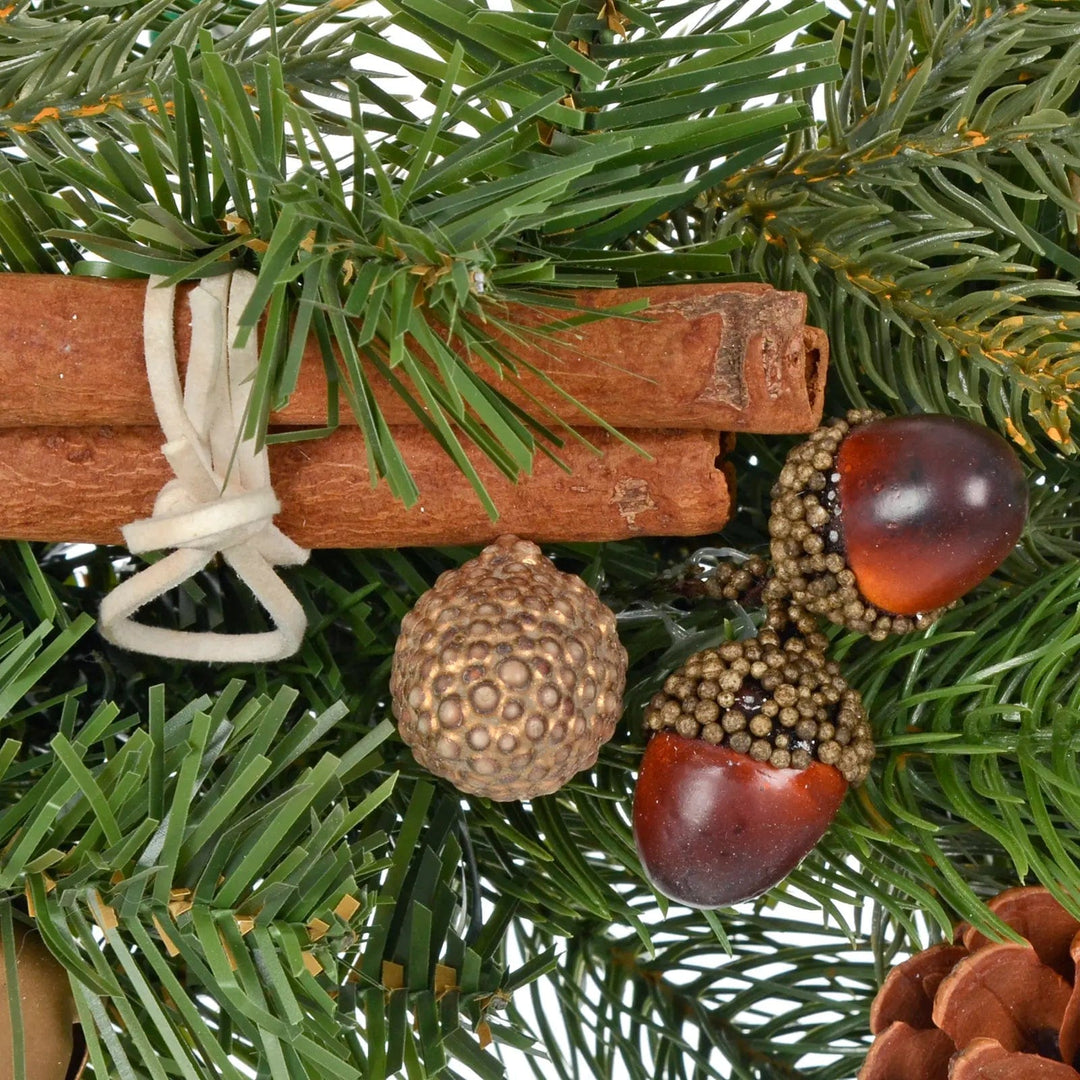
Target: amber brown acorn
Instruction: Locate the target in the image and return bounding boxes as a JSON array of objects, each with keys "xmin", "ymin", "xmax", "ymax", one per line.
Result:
[
  {"xmin": 632, "ymin": 629, "xmax": 872, "ymax": 908},
  {"xmin": 767, "ymin": 410, "xmax": 1028, "ymax": 639},
  {"xmin": 391, "ymin": 535, "xmax": 628, "ymax": 801}
]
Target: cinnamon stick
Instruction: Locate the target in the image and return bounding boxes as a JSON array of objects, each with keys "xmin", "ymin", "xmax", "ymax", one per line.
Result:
[
  {"xmin": 0, "ymin": 275, "xmax": 826, "ymax": 433},
  {"xmin": 0, "ymin": 426, "xmax": 732, "ymax": 547}
]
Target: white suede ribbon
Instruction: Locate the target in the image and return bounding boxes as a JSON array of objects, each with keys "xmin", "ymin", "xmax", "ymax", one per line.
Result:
[{"xmin": 98, "ymin": 272, "xmax": 310, "ymax": 662}]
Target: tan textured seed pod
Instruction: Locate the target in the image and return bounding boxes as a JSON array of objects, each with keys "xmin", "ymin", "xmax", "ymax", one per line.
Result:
[
  {"xmin": 390, "ymin": 535, "xmax": 628, "ymax": 801},
  {"xmin": 1, "ymin": 924, "xmax": 85, "ymax": 1080}
]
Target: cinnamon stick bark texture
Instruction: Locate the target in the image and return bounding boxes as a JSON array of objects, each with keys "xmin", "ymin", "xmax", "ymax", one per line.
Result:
[
  {"xmin": 0, "ymin": 426, "xmax": 732, "ymax": 547},
  {"xmin": 0, "ymin": 275, "xmax": 826, "ymax": 433}
]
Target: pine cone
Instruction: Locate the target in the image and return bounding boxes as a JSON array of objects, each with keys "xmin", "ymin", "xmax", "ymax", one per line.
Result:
[{"xmin": 861, "ymin": 886, "xmax": 1080, "ymax": 1079}]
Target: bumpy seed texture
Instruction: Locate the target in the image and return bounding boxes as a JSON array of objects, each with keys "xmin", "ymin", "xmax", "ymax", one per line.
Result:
[
  {"xmin": 643, "ymin": 627, "xmax": 873, "ymax": 785},
  {"xmin": 391, "ymin": 535, "xmax": 628, "ymax": 801},
  {"xmin": 767, "ymin": 409, "xmax": 942, "ymax": 639}
]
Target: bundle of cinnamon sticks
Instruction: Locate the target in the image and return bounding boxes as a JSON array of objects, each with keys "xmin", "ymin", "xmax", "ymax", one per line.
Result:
[{"xmin": 0, "ymin": 276, "xmax": 828, "ymax": 548}]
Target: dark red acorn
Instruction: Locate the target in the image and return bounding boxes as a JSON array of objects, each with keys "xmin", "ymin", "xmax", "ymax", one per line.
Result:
[
  {"xmin": 633, "ymin": 630, "xmax": 871, "ymax": 907},
  {"xmin": 836, "ymin": 414, "xmax": 1028, "ymax": 616},
  {"xmin": 633, "ymin": 731, "xmax": 847, "ymax": 908}
]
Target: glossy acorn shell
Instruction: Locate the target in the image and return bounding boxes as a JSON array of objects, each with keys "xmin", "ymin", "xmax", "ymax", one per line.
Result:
[
  {"xmin": 837, "ymin": 415, "xmax": 1028, "ymax": 615},
  {"xmin": 633, "ymin": 731, "xmax": 847, "ymax": 908}
]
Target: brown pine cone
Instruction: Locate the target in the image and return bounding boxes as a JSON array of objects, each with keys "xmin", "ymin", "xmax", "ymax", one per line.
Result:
[
  {"xmin": 0, "ymin": 924, "xmax": 85, "ymax": 1080},
  {"xmin": 860, "ymin": 885, "xmax": 1080, "ymax": 1079}
]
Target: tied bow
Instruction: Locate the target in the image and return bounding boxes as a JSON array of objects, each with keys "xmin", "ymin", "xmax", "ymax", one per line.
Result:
[{"xmin": 98, "ymin": 271, "xmax": 309, "ymax": 663}]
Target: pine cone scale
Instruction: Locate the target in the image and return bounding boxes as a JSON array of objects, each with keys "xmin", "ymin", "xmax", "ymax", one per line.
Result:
[
  {"xmin": 931, "ymin": 942, "xmax": 1073, "ymax": 1054},
  {"xmin": 962, "ymin": 886, "xmax": 1080, "ymax": 979},
  {"xmin": 1059, "ymin": 932, "xmax": 1080, "ymax": 1069},
  {"xmin": 869, "ymin": 943, "xmax": 968, "ymax": 1034},
  {"xmin": 860, "ymin": 1021, "xmax": 955, "ymax": 1080},
  {"xmin": 950, "ymin": 1037, "xmax": 1080, "ymax": 1079}
]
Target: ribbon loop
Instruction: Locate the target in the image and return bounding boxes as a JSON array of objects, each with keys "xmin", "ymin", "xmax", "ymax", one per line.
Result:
[{"xmin": 98, "ymin": 272, "xmax": 310, "ymax": 663}]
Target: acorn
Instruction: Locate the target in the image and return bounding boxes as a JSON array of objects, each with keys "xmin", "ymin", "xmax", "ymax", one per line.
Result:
[
  {"xmin": 632, "ymin": 629, "xmax": 871, "ymax": 908},
  {"xmin": 0, "ymin": 923, "xmax": 86, "ymax": 1080},
  {"xmin": 391, "ymin": 535, "xmax": 627, "ymax": 801},
  {"xmin": 767, "ymin": 411, "xmax": 1028, "ymax": 639}
]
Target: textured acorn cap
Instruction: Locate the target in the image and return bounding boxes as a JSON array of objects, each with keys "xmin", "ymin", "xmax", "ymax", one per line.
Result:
[
  {"xmin": 767, "ymin": 409, "xmax": 946, "ymax": 640},
  {"xmin": 0, "ymin": 924, "xmax": 85, "ymax": 1080},
  {"xmin": 643, "ymin": 627, "xmax": 873, "ymax": 785},
  {"xmin": 391, "ymin": 535, "xmax": 628, "ymax": 801}
]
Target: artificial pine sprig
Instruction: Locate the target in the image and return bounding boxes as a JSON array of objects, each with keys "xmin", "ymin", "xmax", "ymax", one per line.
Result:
[
  {"xmin": 705, "ymin": 0, "xmax": 1080, "ymax": 456},
  {"xmin": 4, "ymin": 505, "xmax": 1080, "ymax": 1079},
  {"xmin": 0, "ymin": 660, "xmax": 541, "ymax": 1079}
]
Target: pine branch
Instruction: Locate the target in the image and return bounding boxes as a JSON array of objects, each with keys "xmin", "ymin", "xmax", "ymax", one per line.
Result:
[
  {"xmin": 0, "ymin": 631, "xmax": 558, "ymax": 1078},
  {"xmin": 506, "ymin": 903, "xmax": 879, "ymax": 1079},
  {"xmin": 703, "ymin": 0, "xmax": 1080, "ymax": 456},
  {"xmin": 5, "ymin": 505, "xmax": 1080, "ymax": 1080}
]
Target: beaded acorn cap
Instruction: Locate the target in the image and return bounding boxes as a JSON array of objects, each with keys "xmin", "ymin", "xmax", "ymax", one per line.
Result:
[
  {"xmin": 766, "ymin": 409, "xmax": 946, "ymax": 640},
  {"xmin": 694, "ymin": 554, "xmax": 770, "ymax": 604},
  {"xmin": 643, "ymin": 627, "xmax": 873, "ymax": 785}
]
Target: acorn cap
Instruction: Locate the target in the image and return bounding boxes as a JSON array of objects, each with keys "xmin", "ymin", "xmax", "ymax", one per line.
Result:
[
  {"xmin": 391, "ymin": 535, "xmax": 628, "ymax": 801},
  {"xmin": 767, "ymin": 409, "xmax": 941, "ymax": 640},
  {"xmin": 643, "ymin": 627, "xmax": 873, "ymax": 785}
]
